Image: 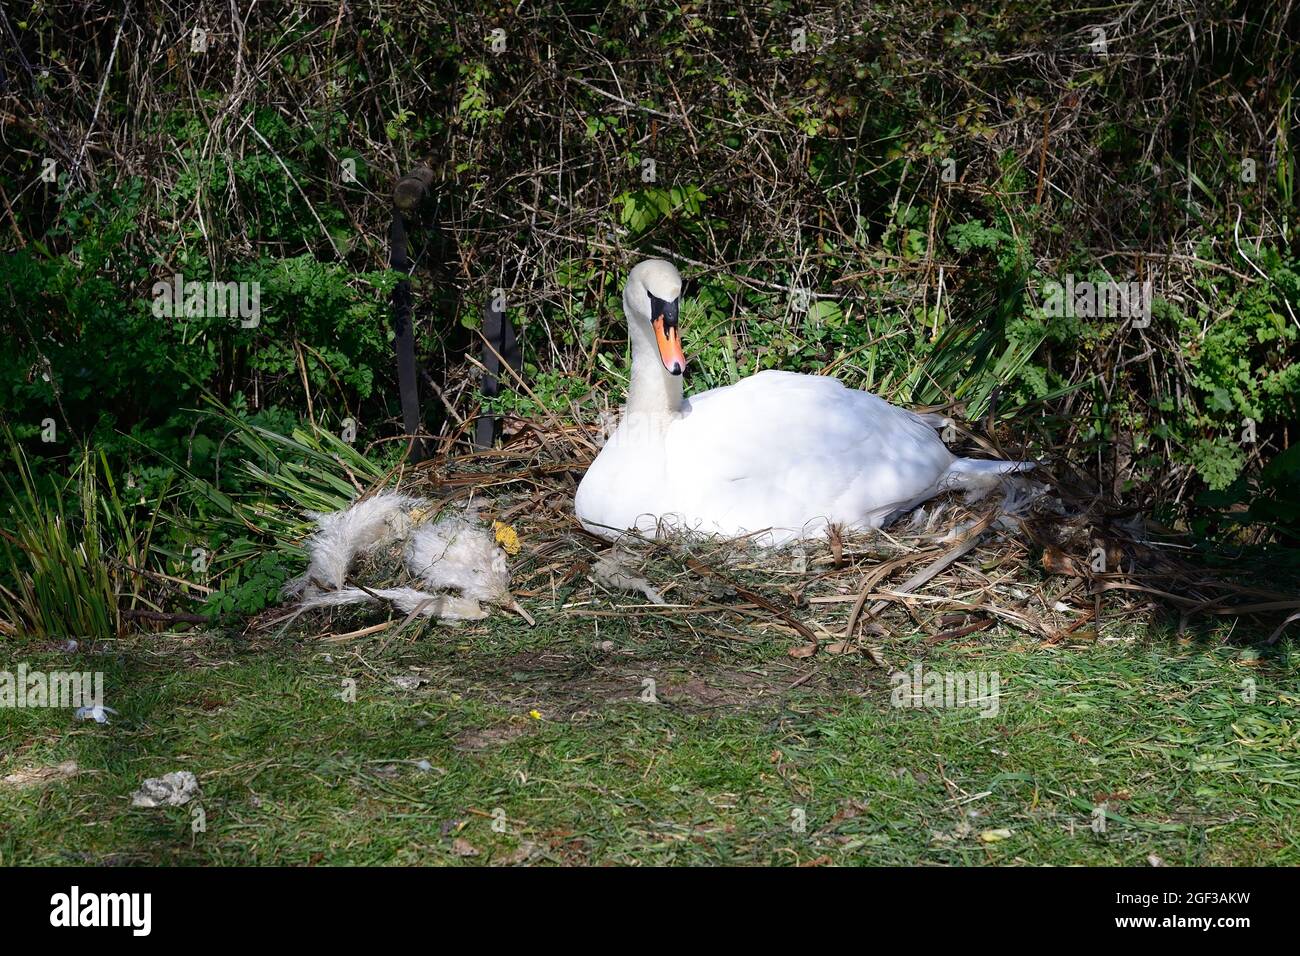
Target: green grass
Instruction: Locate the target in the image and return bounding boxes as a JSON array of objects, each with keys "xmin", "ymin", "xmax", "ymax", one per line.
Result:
[{"xmin": 2, "ymin": 611, "xmax": 1296, "ymax": 866}]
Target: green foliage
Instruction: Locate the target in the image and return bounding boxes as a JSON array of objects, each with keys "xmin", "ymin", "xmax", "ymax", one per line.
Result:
[
  {"xmin": 1181, "ymin": 250, "xmax": 1299, "ymax": 477},
  {"xmin": 0, "ymin": 433, "xmax": 168, "ymax": 642},
  {"xmin": 617, "ymin": 184, "xmax": 708, "ymax": 235},
  {"xmin": 2, "ymin": 178, "xmax": 399, "ymax": 472},
  {"xmin": 202, "ymin": 550, "xmax": 294, "ymax": 618},
  {"xmin": 145, "ymin": 403, "xmax": 399, "ymax": 618}
]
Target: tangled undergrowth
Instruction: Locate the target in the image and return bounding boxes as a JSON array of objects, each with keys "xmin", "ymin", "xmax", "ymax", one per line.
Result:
[{"xmin": 3, "ymin": 0, "xmax": 1297, "ymax": 579}]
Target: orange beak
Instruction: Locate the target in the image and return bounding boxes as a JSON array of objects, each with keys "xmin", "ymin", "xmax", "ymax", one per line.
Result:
[
  {"xmin": 652, "ymin": 315, "xmax": 686, "ymax": 376},
  {"xmin": 655, "ymin": 314, "xmax": 686, "ymax": 374}
]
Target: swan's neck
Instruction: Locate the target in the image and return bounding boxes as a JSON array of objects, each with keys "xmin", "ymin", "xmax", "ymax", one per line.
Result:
[{"xmin": 626, "ymin": 316, "xmax": 683, "ymax": 419}]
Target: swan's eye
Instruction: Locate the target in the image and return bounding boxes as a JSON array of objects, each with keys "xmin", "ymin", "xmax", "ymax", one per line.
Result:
[{"xmin": 647, "ymin": 292, "xmax": 680, "ymax": 326}]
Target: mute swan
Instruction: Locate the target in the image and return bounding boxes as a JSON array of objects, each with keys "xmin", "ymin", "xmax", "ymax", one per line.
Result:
[{"xmin": 575, "ymin": 259, "xmax": 1033, "ymax": 545}]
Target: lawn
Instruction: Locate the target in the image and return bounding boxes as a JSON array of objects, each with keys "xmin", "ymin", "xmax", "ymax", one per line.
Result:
[{"xmin": 4, "ymin": 605, "xmax": 1295, "ymax": 866}]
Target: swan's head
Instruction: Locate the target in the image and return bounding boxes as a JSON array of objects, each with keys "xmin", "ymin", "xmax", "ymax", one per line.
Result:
[{"xmin": 624, "ymin": 259, "xmax": 686, "ymax": 376}]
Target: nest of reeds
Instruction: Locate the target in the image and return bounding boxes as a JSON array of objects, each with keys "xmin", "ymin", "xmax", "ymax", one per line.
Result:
[{"xmin": 261, "ymin": 416, "xmax": 1300, "ymax": 656}]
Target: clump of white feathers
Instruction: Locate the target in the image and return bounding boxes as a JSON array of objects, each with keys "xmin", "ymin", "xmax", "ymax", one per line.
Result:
[
  {"xmin": 405, "ymin": 513, "xmax": 511, "ymax": 605},
  {"xmin": 282, "ymin": 491, "xmax": 519, "ymax": 623}
]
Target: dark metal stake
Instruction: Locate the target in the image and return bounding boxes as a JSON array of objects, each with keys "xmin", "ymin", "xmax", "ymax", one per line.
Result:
[
  {"xmin": 390, "ymin": 166, "xmax": 435, "ymax": 461},
  {"xmin": 474, "ymin": 289, "xmax": 520, "ymax": 450}
]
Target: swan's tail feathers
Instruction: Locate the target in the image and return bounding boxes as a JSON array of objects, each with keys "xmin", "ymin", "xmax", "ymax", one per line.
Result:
[
  {"xmin": 943, "ymin": 457, "xmax": 1036, "ymax": 499},
  {"xmin": 947, "ymin": 457, "xmax": 1036, "ymax": 479}
]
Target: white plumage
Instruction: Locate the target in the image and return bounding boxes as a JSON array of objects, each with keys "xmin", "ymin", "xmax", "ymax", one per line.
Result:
[
  {"xmin": 283, "ymin": 491, "xmax": 420, "ymax": 596},
  {"xmin": 405, "ymin": 513, "xmax": 511, "ymax": 604},
  {"xmin": 289, "ymin": 585, "xmax": 489, "ymax": 621},
  {"xmin": 575, "ymin": 259, "xmax": 1034, "ymax": 545},
  {"xmin": 283, "ymin": 493, "xmax": 513, "ymax": 622}
]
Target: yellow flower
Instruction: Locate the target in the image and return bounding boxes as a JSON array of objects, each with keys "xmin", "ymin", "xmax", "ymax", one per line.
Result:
[
  {"xmin": 528, "ymin": 709, "xmax": 543, "ymax": 720},
  {"xmin": 493, "ymin": 520, "xmax": 521, "ymax": 555}
]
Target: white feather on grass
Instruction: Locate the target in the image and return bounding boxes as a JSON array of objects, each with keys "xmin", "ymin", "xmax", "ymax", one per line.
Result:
[
  {"xmin": 293, "ymin": 585, "xmax": 488, "ymax": 621},
  {"xmin": 405, "ymin": 513, "xmax": 511, "ymax": 604},
  {"xmin": 282, "ymin": 494, "xmax": 523, "ymax": 624},
  {"xmin": 282, "ymin": 491, "xmax": 421, "ymax": 598}
]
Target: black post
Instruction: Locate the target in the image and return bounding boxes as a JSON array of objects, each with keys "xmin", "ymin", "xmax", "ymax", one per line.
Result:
[
  {"xmin": 474, "ymin": 288, "xmax": 521, "ymax": 450},
  {"xmin": 390, "ymin": 166, "xmax": 435, "ymax": 461}
]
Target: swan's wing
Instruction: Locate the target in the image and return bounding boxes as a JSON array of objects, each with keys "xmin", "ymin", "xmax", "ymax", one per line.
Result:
[{"xmin": 666, "ymin": 370, "xmax": 954, "ymax": 530}]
